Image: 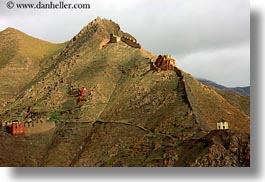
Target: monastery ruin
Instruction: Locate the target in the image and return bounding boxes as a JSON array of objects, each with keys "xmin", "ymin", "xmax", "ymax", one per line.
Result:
[
  {"xmin": 109, "ymin": 34, "xmax": 141, "ymax": 48},
  {"xmin": 154, "ymin": 55, "xmax": 177, "ymax": 71}
]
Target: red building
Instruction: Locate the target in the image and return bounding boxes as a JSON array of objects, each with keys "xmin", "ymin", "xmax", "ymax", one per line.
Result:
[
  {"xmin": 77, "ymin": 87, "xmax": 88, "ymax": 105},
  {"xmin": 8, "ymin": 122, "xmax": 25, "ymax": 135},
  {"xmin": 77, "ymin": 96, "xmax": 82, "ymax": 105},
  {"xmin": 79, "ymin": 87, "xmax": 88, "ymax": 96}
]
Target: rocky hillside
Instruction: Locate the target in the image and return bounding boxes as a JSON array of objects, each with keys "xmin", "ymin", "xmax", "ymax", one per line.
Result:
[
  {"xmin": 183, "ymin": 130, "xmax": 250, "ymax": 167},
  {"xmin": 0, "ymin": 28, "xmax": 65, "ymax": 111},
  {"xmin": 0, "ymin": 18, "xmax": 250, "ymax": 167}
]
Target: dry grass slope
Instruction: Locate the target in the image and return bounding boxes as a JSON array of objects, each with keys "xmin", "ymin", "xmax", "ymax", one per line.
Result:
[{"xmin": 0, "ymin": 28, "xmax": 65, "ymax": 111}]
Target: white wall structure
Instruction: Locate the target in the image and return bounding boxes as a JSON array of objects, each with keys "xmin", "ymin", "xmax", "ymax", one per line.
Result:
[{"xmin": 217, "ymin": 121, "xmax": 229, "ymax": 130}]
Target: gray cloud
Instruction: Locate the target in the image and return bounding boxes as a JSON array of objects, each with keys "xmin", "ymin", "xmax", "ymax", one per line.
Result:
[
  {"xmin": 0, "ymin": 0, "xmax": 249, "ymax": 86},
  {"xmin": 176, "ymin": 42, "xmax": 250, "ymax": 87}
]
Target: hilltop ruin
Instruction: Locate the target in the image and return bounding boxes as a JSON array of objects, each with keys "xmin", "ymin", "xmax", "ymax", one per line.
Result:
[
  {"xmin": 154, "ymin": 55, "xmax": 176, "ymax": 71},
  {"xmin": 109, "ymin": 33, "xmax": 141, "ymax": 48}
]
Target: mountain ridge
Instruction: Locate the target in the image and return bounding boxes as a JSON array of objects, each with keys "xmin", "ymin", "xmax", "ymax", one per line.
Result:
[{"xmin": 198, "ymin": 78, "xmax": 250, "ymax": 96}]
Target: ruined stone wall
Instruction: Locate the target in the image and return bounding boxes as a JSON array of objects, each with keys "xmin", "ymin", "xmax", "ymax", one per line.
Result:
[
  {"xmin": 24, "ymin": 120, "xmax": 55, "ymax": 134},
  {"xmin": 154, "ymin": 55, "xmax": 177, "ymax": 71},
  {"xmin": 99, "ymin": 38, "xmax": 110, "ymax": 49},
  {"xmin": 109, "ymin": 34, "xmax": 121, "ymax": 43},
  {"xmin": 153, "ymin": 55, "xmax": 191, "ymax": 109},
  {"xmin": 121, "ymin": 37, "xmax": 141, "ymax": 48},
  {"xmin": 2, "ymin": 119, "xmax": 55, "ymax": 134},
  {"xmin": 174, "ymin": 66, "xmax": 183, "ymax": 77},
  {"xmin": 179, "ymin": 76, "xmax": 192, "ymax": 109},
  {"xmin": 108, "ymin": 33, "xmax": 141, "ymax": 48}
]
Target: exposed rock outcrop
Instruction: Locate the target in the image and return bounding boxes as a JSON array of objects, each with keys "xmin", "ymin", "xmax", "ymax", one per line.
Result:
[{"xmin": 188, "ymin": 130, "xmax": 250, "ymax": 167}]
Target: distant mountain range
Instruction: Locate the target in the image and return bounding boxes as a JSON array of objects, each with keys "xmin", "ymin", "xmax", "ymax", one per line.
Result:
[{"xmin": 198, "ymin": 79, "xmax": 250, "ymax": 96}]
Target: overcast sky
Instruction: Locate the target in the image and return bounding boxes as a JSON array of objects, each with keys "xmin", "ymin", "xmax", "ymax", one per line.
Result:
[{"xmin": 0, "ymin": 0, "xmax": 249, "ymax": 87}]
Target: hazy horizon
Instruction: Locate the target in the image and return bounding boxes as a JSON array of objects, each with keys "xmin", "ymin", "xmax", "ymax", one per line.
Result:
[{"xmin": 0, "ymin": 0, "xmax": 250, "ymax": 87}]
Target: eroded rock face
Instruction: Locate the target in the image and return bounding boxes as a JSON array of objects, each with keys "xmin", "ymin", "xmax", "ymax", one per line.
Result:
[{"xmin": 188, "ymin": 130, "xmax": 250, "ymax": 167}]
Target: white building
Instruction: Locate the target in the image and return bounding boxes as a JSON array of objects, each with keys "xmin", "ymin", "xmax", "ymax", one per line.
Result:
[{"xmin": 217, "ymin": 120, "xmax": 229, "ymax": 130}]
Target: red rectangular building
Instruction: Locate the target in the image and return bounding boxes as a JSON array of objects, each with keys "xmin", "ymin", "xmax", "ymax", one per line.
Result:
[{"xmin": 9, "ymin": 122, "xmax": 25, "ymax": 135}]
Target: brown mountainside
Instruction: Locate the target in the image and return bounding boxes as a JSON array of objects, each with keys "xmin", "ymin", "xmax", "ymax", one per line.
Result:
[
  {"xmin": 0, "ymin": 18, "xmax": 250, "ymax": 167},
  {"xmin": 0, "ymin": 28, "xmax": 65, "ymax": 111}
]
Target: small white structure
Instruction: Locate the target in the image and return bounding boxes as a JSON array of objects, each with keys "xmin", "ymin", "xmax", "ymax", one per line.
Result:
[{"xmin": 217, "ymin": 119, "xmax": 229, "ymax": 130}]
